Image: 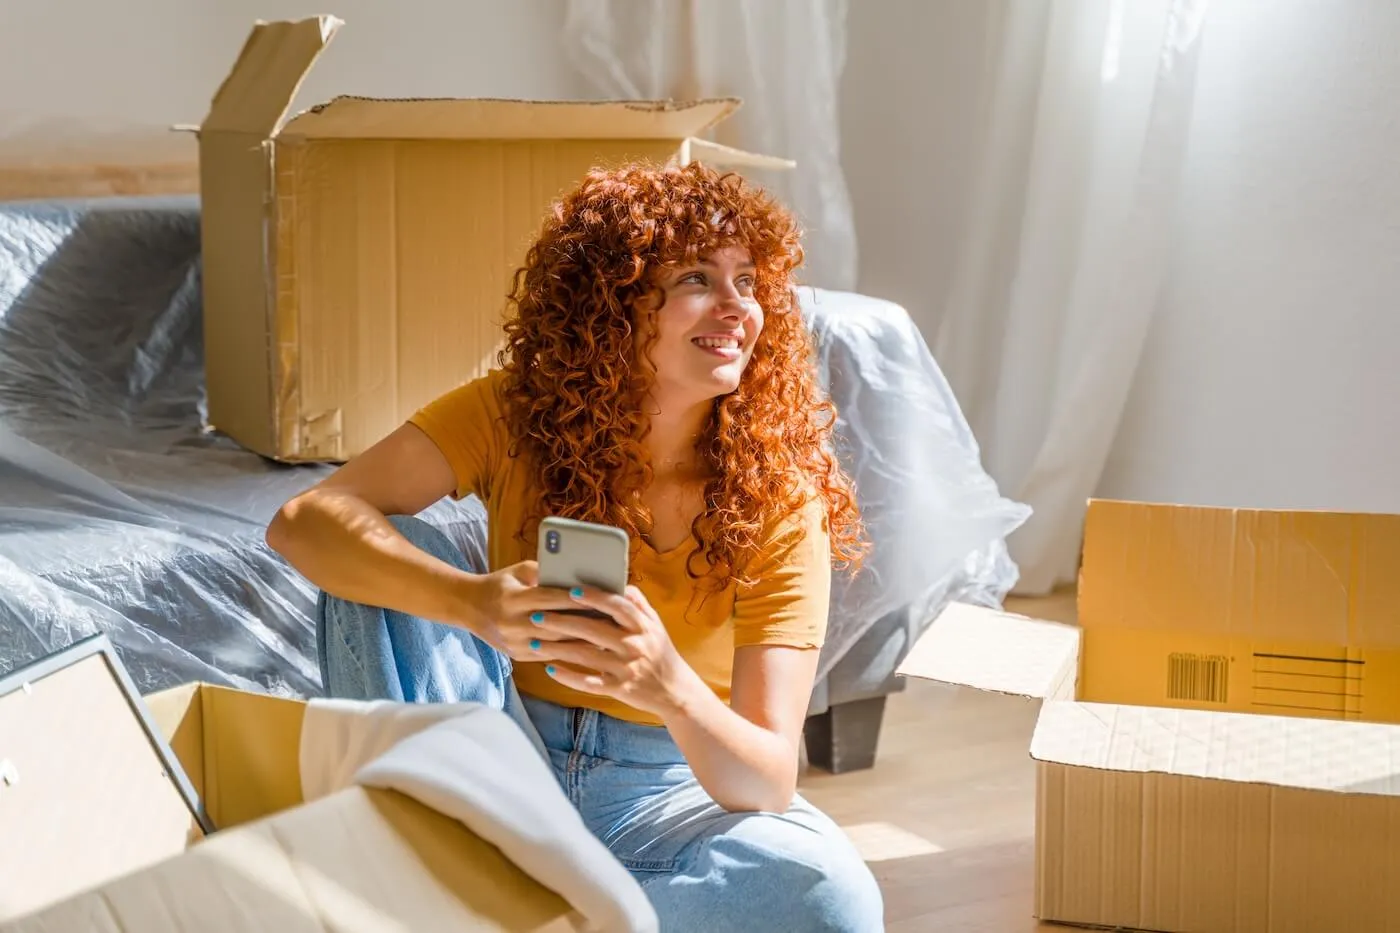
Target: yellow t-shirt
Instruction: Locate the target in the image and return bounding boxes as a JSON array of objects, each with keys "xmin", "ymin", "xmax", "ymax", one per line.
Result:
[{"xmin": 408, "ymin": 370, "xmax": 832, "ymax": 726}]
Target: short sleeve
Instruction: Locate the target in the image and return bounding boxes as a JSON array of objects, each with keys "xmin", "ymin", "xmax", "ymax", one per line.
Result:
[
  {"xmin": 731, "ymin": 497, "xmax": 832, "ymax": 650},
  {"xmin": 407, "ymin": 372, "xmax": 505, "ymax": 501}
]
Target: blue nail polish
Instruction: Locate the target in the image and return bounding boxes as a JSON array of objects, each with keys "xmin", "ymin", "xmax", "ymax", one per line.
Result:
[
  {"xmin": 529, "ymin": 639, "xmax": 541, "ymax": 651},
  {"xmin": 546, "ymin": 665, "xmax": 556, "ymax": 675},
  {"xmin": 530, "ymin": 611, "xmax": 544, "ymax": 624},
  {"xmin": 570, "ymin": 587, "xmax": 584, "ymax": 599}
]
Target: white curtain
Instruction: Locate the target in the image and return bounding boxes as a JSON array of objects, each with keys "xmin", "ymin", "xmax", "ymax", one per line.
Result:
[
  {"xmin": 933, "ymin": 0, "xmax": 1210, "ymax": 595},
  {"xmin": 561, "ymin": 0, "xmax": 858, "ymax": 292}
]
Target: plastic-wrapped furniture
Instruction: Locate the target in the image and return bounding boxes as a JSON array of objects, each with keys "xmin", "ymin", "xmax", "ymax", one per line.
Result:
[{"xmin": 0, "ymin": 197, "xmax": 1028, "ymax": 772}]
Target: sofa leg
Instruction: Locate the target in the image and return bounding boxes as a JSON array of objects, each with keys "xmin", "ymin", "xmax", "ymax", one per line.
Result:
[{"xmin": 803, "ymin": 695, "xmax": 887, "ymax": 774}]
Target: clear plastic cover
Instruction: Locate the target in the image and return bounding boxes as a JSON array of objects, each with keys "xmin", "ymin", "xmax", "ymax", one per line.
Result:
[{"xmin": 0, "ymin": 197, "xmax": 1027, "ymax": 695}]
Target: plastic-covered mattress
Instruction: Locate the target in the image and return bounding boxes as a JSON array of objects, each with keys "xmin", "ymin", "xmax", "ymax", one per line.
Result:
[{"xmin": 0, "ymin": 196, "xmax": 1028, "ymax": 697}]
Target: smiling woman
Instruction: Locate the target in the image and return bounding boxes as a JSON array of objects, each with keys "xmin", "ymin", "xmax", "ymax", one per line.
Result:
[{"xmin": 266, "ymin": 160, "xmax": 885, "ymax": 932}]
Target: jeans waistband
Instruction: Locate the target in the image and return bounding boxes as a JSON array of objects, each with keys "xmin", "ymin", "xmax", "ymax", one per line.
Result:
[{"xmin": 520, "ymin": 694, "xmax": 686, "ymax": 767}]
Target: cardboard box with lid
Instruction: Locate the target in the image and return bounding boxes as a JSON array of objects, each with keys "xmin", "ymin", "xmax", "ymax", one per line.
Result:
[
  {"xmin": 899, "ymin": 498, "xmax": 1400, "ymax": 932},
  {"xmin": 188, "ymin": 15, "xmax": 791, "ymax": 463},
  {"xmin": 0, "ymin": 636, "xmax": 580, "ymax": 931}
]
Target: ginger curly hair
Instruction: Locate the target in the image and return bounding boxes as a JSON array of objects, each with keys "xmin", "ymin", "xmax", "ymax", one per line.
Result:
[{"xmin": 498, "ymin": 160, "xmax": 864, "ymax": 591}]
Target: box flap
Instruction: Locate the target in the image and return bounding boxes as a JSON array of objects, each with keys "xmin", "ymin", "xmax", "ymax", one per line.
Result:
[
  {"xmin": 1080, "ymin": 498, "xmax": 1400, "ymax": 649},
  {"xmin": 896, "ymin": 601, "xmax": 1080, "ymax": 700},
  {"xmin": 278, "ymin": 96, "xmax": 741, "ymax": 141},
  {"xmin": 681, "ymin": 137, "xmax": 796, "ymax": 170},
  {"xmin": 2, "ymin": 787, "xmax": 576, "ymax": 932},
  {"xmin": 1031, "ymin": 699, "xmax": 1400, "ymax": 796},
  {"xmin": 203, "ymin": 16, "xmax": 341, "ymax": 136}
]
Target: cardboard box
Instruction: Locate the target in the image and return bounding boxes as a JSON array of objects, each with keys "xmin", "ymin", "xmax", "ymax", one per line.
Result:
[
  {"xmin": 898, "ymin": 498, "xmax": 1400, "ymax": 933},
  {"xmin": 0, "ymin": 635, "xmax": 575, "ymax": 931},
  {"xmin": 188, "ymin": 15, "xmax": 791, "ymax": 462}
]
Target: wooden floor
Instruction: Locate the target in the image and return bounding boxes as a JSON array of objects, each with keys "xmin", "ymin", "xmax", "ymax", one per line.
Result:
[{"xmin": 797, "ymin": 589, "xmax": 1077, "ymax": 931}]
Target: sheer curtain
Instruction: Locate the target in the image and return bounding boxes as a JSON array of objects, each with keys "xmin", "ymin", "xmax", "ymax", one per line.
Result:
[
  {"xmin": 561, "ymin": 0, "xmax": 858, "ymax": 292},
  {"xmin": 933, "ymin": 0, "xmax": 1210, "ymax": 594}
]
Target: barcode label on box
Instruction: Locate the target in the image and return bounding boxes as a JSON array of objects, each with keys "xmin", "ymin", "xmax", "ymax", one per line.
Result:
[{"xmin": 1166, "ymin": 653, "xmax": 1230, "ymax": 704}]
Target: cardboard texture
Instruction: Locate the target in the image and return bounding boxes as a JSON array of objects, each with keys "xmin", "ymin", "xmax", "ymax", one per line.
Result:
[
  {"xmin": 898, "ymin": 498, "xmax": 1400, "ymax": 932},
  {"xmin": 190, "ymin": 15, "xmax": 791, "ymax": 462},
  {"xmin": 1, "ymin": 669, "xmax": 575, "ymax": 931}
]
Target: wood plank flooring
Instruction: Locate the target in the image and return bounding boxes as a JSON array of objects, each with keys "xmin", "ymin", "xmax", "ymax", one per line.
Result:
[{"xmin": 798, "ymin": 589, "xmax": 1078, "ymax": 931}]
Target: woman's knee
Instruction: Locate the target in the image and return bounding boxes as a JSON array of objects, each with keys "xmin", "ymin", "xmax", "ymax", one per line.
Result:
[
  {"xmin": 751, "ymin": 831, "xmax": 883, "ymax": 933},
  {"xmin": 383, "ymin": 513, "xmax": 469, "ymax": 569},
  {"xmin": 664, "ymin": 809, "xmax": 884, "ymax": 932}
]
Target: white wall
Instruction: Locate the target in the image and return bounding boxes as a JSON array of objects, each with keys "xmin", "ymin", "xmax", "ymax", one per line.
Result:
[
  {"xmin": 840, "ymin": 0, "xmax": 1400, "ymax": 517},
  {"xmin": 839, "ymin": 1, "xmax": 991, "ymax": 335},
  {"xmin": 0, "ymin": 0, "xmax": 576, "ymax": 133},
  {"xmin": 1097, "ymin": 0, "xmax": 1400, "ymax": 513}
]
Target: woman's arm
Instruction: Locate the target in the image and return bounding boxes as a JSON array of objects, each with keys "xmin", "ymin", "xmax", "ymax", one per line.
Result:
[
  {"xmin": 662, "ymin": 644, "xmax": 819, "ymax": 813},
  {"xmin": 266, "ymin": 423, "xmax": 480, "ymax": 626}
]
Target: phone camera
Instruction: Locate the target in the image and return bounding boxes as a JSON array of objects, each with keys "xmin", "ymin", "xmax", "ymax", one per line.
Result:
[{"xmin": 545, "ymin": 530, "xmax": 561, "ymax": 554}]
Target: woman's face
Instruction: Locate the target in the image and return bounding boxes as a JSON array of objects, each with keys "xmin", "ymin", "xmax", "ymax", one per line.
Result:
[{"xmin": 639, "ymin": 245, "xmax": 765, "ymax": 413}]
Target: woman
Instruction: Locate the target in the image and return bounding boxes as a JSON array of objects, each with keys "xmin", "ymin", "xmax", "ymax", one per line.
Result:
[{"xmin": 267, "ymin": 161, "xmax": 885, "ymax": 932}]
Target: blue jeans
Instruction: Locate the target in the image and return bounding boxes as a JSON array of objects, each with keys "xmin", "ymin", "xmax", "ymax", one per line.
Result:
[{"xmin": 317, "ymin": 515, "xmax": 885, "ymax": 933}]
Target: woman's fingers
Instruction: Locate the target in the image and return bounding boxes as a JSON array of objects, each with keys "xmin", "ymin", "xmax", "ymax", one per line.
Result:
[
  {"xmin": 529, "ymin": 639, "xmax": 622, "ymax": 677},
  {"xmin": 563, "ymin": 586, "xmax": 647, "ymax": 632},
  {"xmin": 529, "ymin": 611, "xmax": 627, "ymax": 651}
]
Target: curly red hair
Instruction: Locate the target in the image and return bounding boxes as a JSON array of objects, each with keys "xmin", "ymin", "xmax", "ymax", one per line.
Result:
[{"xmin": 498, "ymin": 160, "xmax": 864, "ymax": 590}]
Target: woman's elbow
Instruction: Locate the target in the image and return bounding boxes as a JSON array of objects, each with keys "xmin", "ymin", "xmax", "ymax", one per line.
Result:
[
  {"xmin": 265, "ymin": 495, "xmax": 306, "ymax": 555},
  {"xmin": 716, "ymin": 777, "xmax": 798, "ymax": 815}
]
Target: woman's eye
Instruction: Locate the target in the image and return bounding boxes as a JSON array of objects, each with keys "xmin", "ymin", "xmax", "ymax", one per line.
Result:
[
  {"xmin": 678, "ymin": 272, "xmax": 706, "ymax": 286},
  {"xmin": 736, "ymin": 275, "xmax": 755, "ymax": 290}
]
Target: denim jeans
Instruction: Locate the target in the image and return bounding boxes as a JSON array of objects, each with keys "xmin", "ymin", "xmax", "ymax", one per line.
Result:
[{"xmin": 317, "ymin": 514, "xmax": 885, "ymax": 933}]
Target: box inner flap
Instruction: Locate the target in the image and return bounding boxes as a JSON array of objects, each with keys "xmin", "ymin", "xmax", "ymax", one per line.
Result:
[
  {"xmin": 279, "ymin": 96, "xmax": 741, "ymax": 141},
  {"xmin": 1031, "ymin": 699, "xmax": 1400, "ymax": 795},
  {"xmin": 681, "ymin": 137, "xmax": 796, "ymax": 169},
  {"xmin": 896, "ymin": 601, "xmax": 1080, "ymax": 700}
]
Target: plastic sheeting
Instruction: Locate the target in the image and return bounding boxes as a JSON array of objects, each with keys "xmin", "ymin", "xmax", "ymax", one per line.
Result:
[{"xmin": 0, "ymin": 196, "xmax": 1028, "ymax": 697}]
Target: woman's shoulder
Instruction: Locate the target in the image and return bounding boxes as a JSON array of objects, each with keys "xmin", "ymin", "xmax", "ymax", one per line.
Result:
[
  {"xmin": 415, "ymin": 369, "xmax": 509, "ymax": 421},
  {"xmin": 747, "ymin": 492, "xmax": 831, "ymax": 568}
]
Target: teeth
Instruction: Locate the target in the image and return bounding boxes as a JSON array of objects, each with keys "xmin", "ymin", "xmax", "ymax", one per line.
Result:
[{"xmin": 694, "ymin": 337, "xmax": 740, "ymax": 349}]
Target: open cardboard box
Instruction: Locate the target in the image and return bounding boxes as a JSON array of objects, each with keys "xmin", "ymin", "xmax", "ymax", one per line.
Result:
[
  {"xmin": 186, "ymin": 14, "xmax": 792, "ymax": 463},
  {"xmin": 899, "ymin": 498, "xmax": 1400, "ymax": 933},
  {"xmin": 0, "ymin": 636, "xmax": 575, "ymax": 931}
]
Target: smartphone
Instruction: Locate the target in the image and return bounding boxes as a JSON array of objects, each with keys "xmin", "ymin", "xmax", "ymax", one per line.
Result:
[{"xmin": 536, "ymin": 516, "xmax": 630, "ymax": 596}]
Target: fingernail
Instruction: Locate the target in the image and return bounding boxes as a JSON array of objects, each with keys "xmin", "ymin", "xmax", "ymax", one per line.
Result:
[
  {"xmin": 546, "ymin": 665, "xmax": 557, "ymax": 676},
  {"xmin": 530, "ymin": 612, "xmax": 544, "ymax": 624},
  {"xmin": 529, "ymin": 639, "xmax": 541, "ymax": 651},
  {"xmin": 570, "ymin": 587, "xmax": 584, "ymax": 599}
]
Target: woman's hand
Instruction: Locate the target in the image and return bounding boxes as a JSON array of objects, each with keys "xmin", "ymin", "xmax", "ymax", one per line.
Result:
[
  {"xmin": 458, "ymin": 561, "xmax": 583, "ymax": 659},
  {"xmin": 528, "ymin": 585, "xmax": 700, "ymax": 719}
]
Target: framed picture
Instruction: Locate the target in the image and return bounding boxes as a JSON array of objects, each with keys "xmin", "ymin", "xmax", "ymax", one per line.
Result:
[{"xmin": 0, "ymin": 631, "xmax": 215, "ymax": 916}]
